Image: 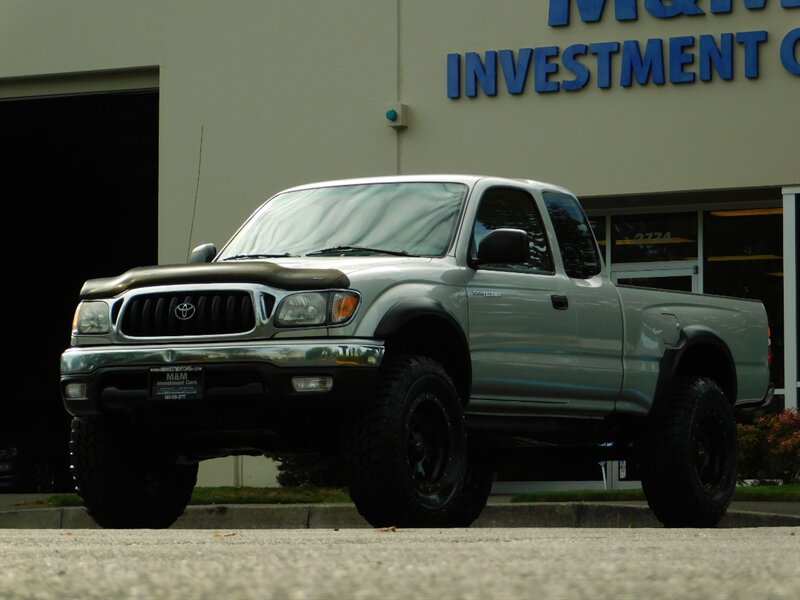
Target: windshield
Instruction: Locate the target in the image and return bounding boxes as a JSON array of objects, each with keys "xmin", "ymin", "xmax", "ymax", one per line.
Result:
[{"xmin": 217, "ymin": 182, "xmax": 468, "ymax": 259}]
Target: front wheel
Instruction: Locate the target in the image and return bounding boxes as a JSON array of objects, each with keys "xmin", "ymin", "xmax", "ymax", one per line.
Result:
[
  {"xmin": 443, "ymin": 434, "xmax": 495, "ymax": 527},
  {"xmin": 70, "ymin": 416, "xmax": 197, "ymax": 528},
  {"xmin": 641, "ymin": 376, "xmax": 737, "ymax": 527},
  {"xmin": 343, "ymin": 355, "xmax": 467, "ymax": 527}
]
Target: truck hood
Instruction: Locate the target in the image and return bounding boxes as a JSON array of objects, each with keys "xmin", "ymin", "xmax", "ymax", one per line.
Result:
[{"xmin": 79, "ymin": 256, "xmax": 433, "ymax": 299}]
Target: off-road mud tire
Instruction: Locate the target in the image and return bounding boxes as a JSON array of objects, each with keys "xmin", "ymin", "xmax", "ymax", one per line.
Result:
[
  {"xmin": 343, "ymin": 355, "xmax": 467, "ymax": 527},
  {"xmin": 641, "ymin": 377, "xmax": 737, "ymax": 527},
  {"xmin": 70, "ymin": 416, "xmax": 197, "ymax": 528}
]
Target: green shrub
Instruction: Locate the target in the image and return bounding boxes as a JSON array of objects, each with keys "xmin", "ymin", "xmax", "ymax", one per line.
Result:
[
  {"xmin": 737, "ymin": 409, "xmax": 800, "ymax": 483},
  {"xmin": 273, "ymin": 453, "xmax": 347, "ymax": 488}
]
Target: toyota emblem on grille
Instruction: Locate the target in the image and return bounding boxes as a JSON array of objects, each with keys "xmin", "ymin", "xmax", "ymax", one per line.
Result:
[{"xmin": 175, "ymin": 303, "xmax": 196, "ymax": 320}]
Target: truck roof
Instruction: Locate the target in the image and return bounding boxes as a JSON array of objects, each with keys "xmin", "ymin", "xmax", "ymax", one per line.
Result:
[{"xmin": 280, "ymin": 174, "xmax": 574, "ymax": 196}]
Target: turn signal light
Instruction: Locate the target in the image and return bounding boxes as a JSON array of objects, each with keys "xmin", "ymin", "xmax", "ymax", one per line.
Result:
[{"xmin": 331, "ymin": 292, "xmax": 359, "ymax": 323}]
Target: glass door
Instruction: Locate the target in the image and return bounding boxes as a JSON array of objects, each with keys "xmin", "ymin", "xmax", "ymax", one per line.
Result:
[{"xmin": 609, "ymin": 212, "xmax": 700, "ymax": 293}]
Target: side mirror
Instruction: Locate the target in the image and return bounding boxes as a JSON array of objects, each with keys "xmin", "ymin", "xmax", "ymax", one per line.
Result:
[
  {"xmin": 188, "ymin": 243, "xmax": 217, "ymax": 264},
  {"xmin": 477, "ymin": 228, "xmax": 528, "ymax": 265}
]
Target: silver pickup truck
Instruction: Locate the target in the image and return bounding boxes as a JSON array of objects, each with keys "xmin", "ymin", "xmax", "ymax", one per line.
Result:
[{"xmin": 61, "ymin": 175, "xmax": 772, "ymax": 528}]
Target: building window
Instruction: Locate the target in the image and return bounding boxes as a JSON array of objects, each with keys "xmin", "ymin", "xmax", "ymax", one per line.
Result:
[
  {"xmin": 704, "ymin": 208, "xmax": 784, "ymax": 388},
  {"xmin": 611, "ymin": 213, "xmax": 698, "ymax": 263}
]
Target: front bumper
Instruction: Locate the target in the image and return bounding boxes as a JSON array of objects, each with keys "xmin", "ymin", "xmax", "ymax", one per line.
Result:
[
  {"xmin": 60, "ymin": 339, "xmax": 384, "ymax": 419},
  {"xmin": 61, "ymin": 339, "xmax": 383, "ymax": 374}
]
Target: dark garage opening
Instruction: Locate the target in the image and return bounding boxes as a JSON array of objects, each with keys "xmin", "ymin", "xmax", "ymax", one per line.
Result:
[{"xmin": 0, "ymin": 90, "xmax": 158, "ymax": 490}]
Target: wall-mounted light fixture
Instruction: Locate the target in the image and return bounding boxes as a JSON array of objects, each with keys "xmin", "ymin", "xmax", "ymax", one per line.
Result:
[{"xmin": 385, "ymin": 103, "xmax": 408, "ymax": 128}]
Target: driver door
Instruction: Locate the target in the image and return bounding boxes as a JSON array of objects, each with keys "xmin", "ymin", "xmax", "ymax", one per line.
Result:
[{"xmin": 465, "ymin": 186, "xmax": 578, "ymax": 407}]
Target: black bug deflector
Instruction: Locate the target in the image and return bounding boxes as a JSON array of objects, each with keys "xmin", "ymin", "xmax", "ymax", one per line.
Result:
[{"xmin": 79, "ymin": 262, "xmax": 351, "ymax": 299}]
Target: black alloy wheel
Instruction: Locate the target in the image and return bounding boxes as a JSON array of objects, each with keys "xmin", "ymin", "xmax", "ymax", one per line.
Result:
[{"xmin": 343, "ymin": 355, "xmax": 467, "ymax": 527}]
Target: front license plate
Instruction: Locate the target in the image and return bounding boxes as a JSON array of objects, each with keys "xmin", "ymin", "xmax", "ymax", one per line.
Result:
[{"xmin": 150, "ymin": 366, "xmax": 204, "ymax": 401}]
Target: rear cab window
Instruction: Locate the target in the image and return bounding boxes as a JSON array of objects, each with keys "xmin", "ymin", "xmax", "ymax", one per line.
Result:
[{"xmin": 542, "ymin": 191, "xmax": 603, "ymax": 279}]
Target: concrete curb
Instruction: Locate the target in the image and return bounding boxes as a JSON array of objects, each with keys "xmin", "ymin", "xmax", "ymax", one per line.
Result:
[{"xmin": 2, "ymin": 502, "xmax": 799, "ymax": 529}]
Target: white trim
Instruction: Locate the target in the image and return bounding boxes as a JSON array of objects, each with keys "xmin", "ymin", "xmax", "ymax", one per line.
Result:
[
  {"xmin": 612, "ymin": 260, "xmax": 699, "ymax": 273},
  {"xmin": 584, "ymin": 199, "xmax": 781, "ymax": 217},
  {"xmin": 782, "ymin": 191, "xmax": 797, "ymax": 410},
  {"xmin": 697, "ymin": 211, "xmax": 704, "ymax": 294},
  {"xmin": 0, "ymin": 67, "xmax": 158, "ymax": 100}
]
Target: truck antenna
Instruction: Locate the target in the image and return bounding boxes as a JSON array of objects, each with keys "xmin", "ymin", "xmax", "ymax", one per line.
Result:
[{"xmin": 187, "ymin": 124, "xmax": 204, "ymax": 261}]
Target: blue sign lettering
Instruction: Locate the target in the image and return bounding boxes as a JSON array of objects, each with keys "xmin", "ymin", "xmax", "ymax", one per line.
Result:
[
  {"xmin": 699, "ymin": 33, "xmax": 734, "ymax": 81},
  {"xmin": 589, "ymin": 41, "xmax": 621, "ymax": 88},
  {"xmin": 669, "ymin": 36, "xmax": 697, "ymax": 83},
  {"xmin": 562, "ymin": 44, "xmax": 591, "ymax": 91},
  {"xmin": 735, "ymin": 30, "xmax": 768, "ymax": 78},
  {"xmin": 534, "ymin": 47, "xmax": 561, "ymax": 92},
  {"xmin": 781, "ymin": 28, "xmax": 800, "ymax": 74},
  {"xmin": 447, "ymin": 2, "xmax": 799, "ymax": 99},
  {"xmin": 710, "ymin": 0, "xmax": 768, "ymax": 13},
  {"xmin": 549, "ymin": 0, "xmax": 787, "ymax": 26},
  {"xmin": 644, "ymin": 0, "xmax": 704, "ymax": 19},
  {"xmin": 465, "ymin": 51, "xmax": 497, "ymax": 97},
  {"xmin": 499, "ymin": 49, "xmax": 533, "ymax": 94},
  {"xmin": 447, "ymin": 54, "xmax": 460, "ymax": 99},
  {"xmin": 620, "ymin": 39, "xmax": 665, "ymax": 86},
  {"xmin": 549, "ymin": 0, "xmax": 638, "ymax": 27}
]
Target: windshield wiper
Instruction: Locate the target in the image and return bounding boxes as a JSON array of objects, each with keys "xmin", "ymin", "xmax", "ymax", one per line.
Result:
[
  {"xmin": 221, "ymin": 253, "xmax": 293, "ymax": 261},
  {"xmin": 304, "ymin": 246, "xmax": 417, "ymax": 257}
]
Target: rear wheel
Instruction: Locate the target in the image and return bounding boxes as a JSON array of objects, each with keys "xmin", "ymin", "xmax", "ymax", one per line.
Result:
[
  {"xmin": 70, "ymin": 416, "xmax": 197, "ymax": 528},
  {"xmin": 343, "ymin": 355, "xmax": 467, "ymax": 527},
  {"xmin": 641, "ymin": 377, "xmax": 737, "ymax": 527}
]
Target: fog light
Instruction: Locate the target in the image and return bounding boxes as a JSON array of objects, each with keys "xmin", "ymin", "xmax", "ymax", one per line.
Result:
[
  {"xmin": 65, "ymin": 383, "xmax": 87, "ymax": 399},
  {"xmin": 291, "ymin": 376, "xmax": 333, "ymax": 393}
]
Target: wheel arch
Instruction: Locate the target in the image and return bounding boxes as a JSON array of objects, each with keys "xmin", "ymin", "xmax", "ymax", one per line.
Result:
[
  {"xmin": 651, "ymin": 326, "xmax": 737, "ymax": 421},
  {"xmin": 374, "ymin": 299, "xmax": 471, "ymax": 403}
]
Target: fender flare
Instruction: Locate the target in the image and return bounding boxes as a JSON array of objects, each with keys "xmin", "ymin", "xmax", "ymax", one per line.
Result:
[
  {"xmin": 374, "ymin": 297, "xmax": 467, "ymax": 344},
  {"xmin": 650, "ymin": 325, "xmax": 737, "ymax": 423},
  {"xmin": 374, "ymin": 298, "xmax": 471, "ymax": 399}
]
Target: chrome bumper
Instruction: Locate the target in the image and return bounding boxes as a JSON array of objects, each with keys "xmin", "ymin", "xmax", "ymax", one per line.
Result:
[{"xmin": 61, "ymin": 339, "xmax": 385, "ymax": 375}]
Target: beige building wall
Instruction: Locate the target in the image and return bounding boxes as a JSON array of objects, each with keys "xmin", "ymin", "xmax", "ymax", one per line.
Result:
[
  {"xmin": 200, "ymin": 456, "xmax": 280, "ymax": 487},
  {"xmin": 398, "ymin": 1, "xmax": 800, "ymax": 196},
  {"xmin": 2, "ymin": 0, "xmax": 798, "ymax": 486},
  {"xmin": 1, "ymin": 0, "xmax": 399, "ymax": 263},
  {"xmin": 2, "ymin": 1, "xmax": 798, "ymax": 260}
]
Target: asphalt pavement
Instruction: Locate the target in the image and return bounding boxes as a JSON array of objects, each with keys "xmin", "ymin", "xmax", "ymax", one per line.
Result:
[
  {"xmin": 2, "ymin": 528, "xmax": 798, "ymax": 600},
  {"xmin": 1, "ymin": 494, "xmax": 799, "ymax": 529}
]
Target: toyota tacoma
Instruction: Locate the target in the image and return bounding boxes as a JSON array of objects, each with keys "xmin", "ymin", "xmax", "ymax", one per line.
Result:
[{"xmin": 61, "ymin": 175, "xmax": 772, "ymax": 528}]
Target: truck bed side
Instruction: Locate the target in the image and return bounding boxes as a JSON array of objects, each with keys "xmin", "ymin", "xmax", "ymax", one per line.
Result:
[{"xmin": 615, "ymin": 285, "xmax": 770, "ymax": 417}]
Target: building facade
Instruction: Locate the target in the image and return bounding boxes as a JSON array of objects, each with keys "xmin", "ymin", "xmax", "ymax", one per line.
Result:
[{"xmin": 1, "ymin": 0, "xmax": 797, "ymax": 486}]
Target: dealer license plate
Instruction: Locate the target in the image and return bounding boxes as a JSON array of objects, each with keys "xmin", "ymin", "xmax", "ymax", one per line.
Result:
[{"xmin": 150, "ymin": 366, "xmax": 204, "ymax": 401}]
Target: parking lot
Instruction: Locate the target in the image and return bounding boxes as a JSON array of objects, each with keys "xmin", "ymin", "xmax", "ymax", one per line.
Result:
[{"xmin": 1, "ymin": 528, "xmax": 798, "ymax": 600}]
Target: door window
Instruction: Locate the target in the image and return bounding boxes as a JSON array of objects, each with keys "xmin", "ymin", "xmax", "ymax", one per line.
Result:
[{"xmin": 471, "ymin": 187, "xmax": 553, "ymax": 274}]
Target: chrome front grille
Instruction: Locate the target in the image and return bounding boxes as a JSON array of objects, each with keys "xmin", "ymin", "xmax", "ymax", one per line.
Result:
[{"xmin": 120, "ymin": 291, "xmax": 257, "ymax": 337}]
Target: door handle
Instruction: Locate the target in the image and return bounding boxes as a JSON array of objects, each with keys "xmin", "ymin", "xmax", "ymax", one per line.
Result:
[{"xmin": 551, "ymin": 295, "xmax": 569, "ymax": 310}]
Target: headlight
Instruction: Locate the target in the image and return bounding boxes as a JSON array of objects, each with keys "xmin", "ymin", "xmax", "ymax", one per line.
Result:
[
  {"xmin": 72, "ymin": 301, "xmax": 111, "ymax": 334},
  {"xmin": 275, "ymin": 292, "xmax": 327, "ymax": 326},
  {"xmin": 274, "ymin": 291, "xmax": 360, "ymax": 327}
]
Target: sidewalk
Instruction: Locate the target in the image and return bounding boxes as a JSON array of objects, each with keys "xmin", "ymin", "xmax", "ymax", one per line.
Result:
[{"xmin": 1, "ymin": 495, "xmax": 799, "ymax": 529}]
